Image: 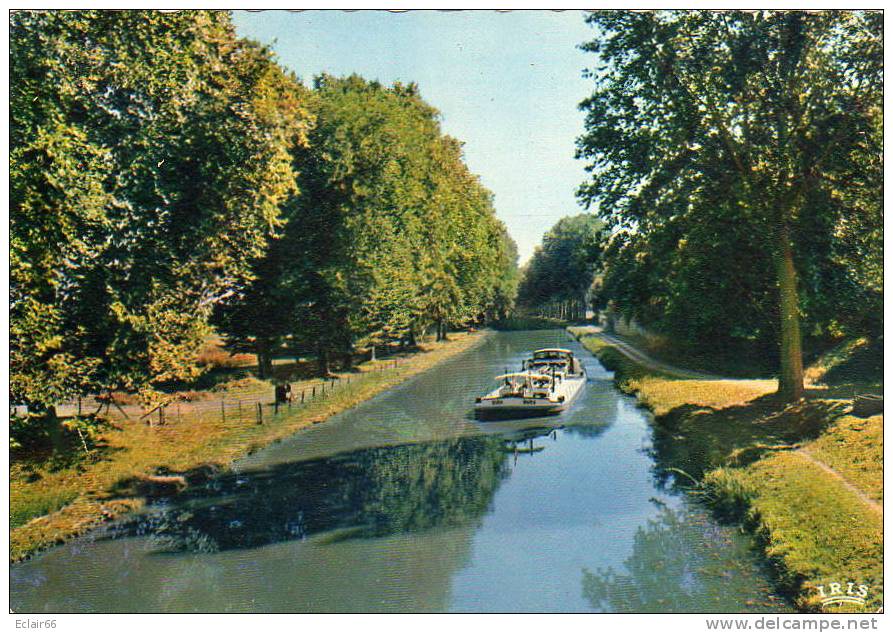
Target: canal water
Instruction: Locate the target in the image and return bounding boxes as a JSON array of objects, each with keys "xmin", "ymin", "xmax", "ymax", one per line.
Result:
[{"xmin": 10, "ymin": 330, "xmax": 789, "ymax": 613}]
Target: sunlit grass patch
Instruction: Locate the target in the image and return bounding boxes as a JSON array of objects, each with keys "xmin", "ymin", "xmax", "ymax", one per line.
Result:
[
  {"xmin": 633, "ymin": 379, "xmax": 776, "ymax": 418},
  {"xmin": 195, "ymin": 336, "xmax": 256, "ymax": 369},
  {"xmin": 10, "ymin": 498, "xmax": 145, "ymax": 563},
  {"xmin": 705, "ymin": 453, "xmax": 883, "ymax": 612},
  {"xmin": 10, "ymin": 486, "xmax": 78, "ymax": 531},
  {"xmin": 576, "ymin": 332, "xmax": 774, "ymax": 416},
  {"xmin": 805, "ymin": 415, "xmax": 882, "ymax": 504}
]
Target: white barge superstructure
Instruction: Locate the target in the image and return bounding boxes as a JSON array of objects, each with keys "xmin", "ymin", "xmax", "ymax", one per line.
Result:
[{"xmin": 474, "ymin": 348, "xmax": 586, "ymax": 418}]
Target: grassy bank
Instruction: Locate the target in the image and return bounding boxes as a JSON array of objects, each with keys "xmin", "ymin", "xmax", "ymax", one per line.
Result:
[
  {"xmin": 572, "ymin": 328, "xmax": 883, "ymax": 613},
  {"xmin": 10, "ymin": 331, "xmax": 489, "ymax": 563}
]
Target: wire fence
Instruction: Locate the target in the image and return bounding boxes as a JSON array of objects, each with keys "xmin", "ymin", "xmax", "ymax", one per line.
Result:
[{"xmin": 18, "ymin": 358, "xmax": 407, "ymax": 427}]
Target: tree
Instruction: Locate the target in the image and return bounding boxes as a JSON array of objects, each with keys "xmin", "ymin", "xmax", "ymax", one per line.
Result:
[
  {"xmin": 10, "ymin": 11, "xmax": 313, "ymax": 409},
  {"xmin": 220, "ymin": 74, "xmax": 518, "ymax": 373},
  {"xmin": 517, "ymin": 214, "xmax": 606, "ymax": 318},
  {"xmin": 281, "ymin": 75, "xmax": 439, "ymax": 370},
  {"xmin": 577, "ymin": 10, "xmax": 882, "ymax": 400}
]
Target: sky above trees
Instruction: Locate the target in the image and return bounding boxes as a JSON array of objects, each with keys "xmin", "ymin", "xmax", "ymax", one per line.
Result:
[{"xmin": 233, "ymin": 10, "xmax": 594, "ymax": 264}]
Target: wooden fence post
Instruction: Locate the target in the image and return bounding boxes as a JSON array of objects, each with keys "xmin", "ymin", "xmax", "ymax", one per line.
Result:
[
  {"xmin": 238, "ymin": 400, "xmax": 242, "ymax": 422},
  {"xmin": 221, "ymin": 398, "xmax": 226, "ymax": 424},
  {"xmin": 301, "ymin": 390, "xmax": 305, "ymax": 403},
  {"xmin": 256, "ymin": 402, "xmax": 263, "ymax": 425}
]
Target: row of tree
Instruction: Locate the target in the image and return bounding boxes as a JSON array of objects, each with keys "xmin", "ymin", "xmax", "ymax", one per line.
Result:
[
  {"xmin": 218, "ymin": 74, "xmax": 519, "ymax": 376},
  {"xmin": 574, "ymin": 10, "xmax": 882, "ymax": 400},
  {"xmin": 515, "ymin": 214, "xmax": 605, "ymax": 320},
  {"xmin": 11, "ymin": 10, "xmax": 519, "ymax": 418}
]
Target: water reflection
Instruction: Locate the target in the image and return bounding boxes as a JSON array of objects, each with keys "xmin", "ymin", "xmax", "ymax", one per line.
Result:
[
  {"xmin": 581, "ymin": 502, "xmax": 787, "ymax": 613},
  {"xmin": 10, "ymin": 331, "xmax": 788, "ymax": 613},
  {"xmin": 108, "ymin": 435, "xmax": 515, "ymax": 554}
]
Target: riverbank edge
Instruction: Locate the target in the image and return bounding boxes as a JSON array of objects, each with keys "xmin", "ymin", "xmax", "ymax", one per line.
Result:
[
  {"xmin": 10, "ymin": 330, "xmax": 491, "ymax": 564},
  {"xmin": 569, "ymin": 327, "xmax": 881, "ymax": 614}
]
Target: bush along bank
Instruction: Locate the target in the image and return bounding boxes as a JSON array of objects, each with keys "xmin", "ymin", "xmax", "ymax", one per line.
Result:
[{"xmin": 570, "ymin": 328, "xmax": 883, "ymax": 613}]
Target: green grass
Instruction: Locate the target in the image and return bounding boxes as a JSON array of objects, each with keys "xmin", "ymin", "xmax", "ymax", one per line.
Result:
[
  {"xmin": 614, "ymin": 330, "xmax": 775, "ymax": 378},
  {"xmin": 805, "ymin": 337, "xmax": 883, "ymax": 398},
  {"xmin": 10, "ymin": 331, "xmax": 488, "ymax": 562},
  {"xmin": 806, "ymin": 414, "xmax": 882, "ymax": 504},
  {"xmin": 577, "ymin": 333, "xmax": 774, "ymax": 416},
  {"xmin": 10, "ymin": 488, "xmax": 78, "ymax": 531},
  {"xmin": 576, "ymin": 328, "xmax": 883, "ymax": 613},
  {"xmin": 705, "ymin": 455, "xmax": 882, "ymax": 612}
]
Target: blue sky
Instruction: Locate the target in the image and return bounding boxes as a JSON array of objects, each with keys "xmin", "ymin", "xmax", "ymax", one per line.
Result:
[{"xmin": 233, "ymin": 10, "xmax": 596, "ymax": 264}]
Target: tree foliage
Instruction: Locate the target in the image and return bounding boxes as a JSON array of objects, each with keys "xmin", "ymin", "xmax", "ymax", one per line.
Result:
[
  {"xmin": 217, "ymin": 75, "xmax": 518, "ymax": 372},
  {"xmin": 516, "ymin": 214, "xmax": 605, "ymax": 318},
  {"xmin": 11, "ymin": 10, "xmax": 313, "ymax": 409},
  {"xmin": 10, "ymin": 8, "xmax": 519, "ymax": 428},
  {"xmin": 577, "ymin": 10, "xmax": 882, "ymax": 399}
]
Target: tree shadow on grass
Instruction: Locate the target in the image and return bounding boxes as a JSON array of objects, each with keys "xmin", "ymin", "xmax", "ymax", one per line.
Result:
[
  {"xmin": 649, "ymin": 395, "xmax": 848, "ymax": 491},
  {"xmin": 11, "ymin": 418, "xmax": 125, "ymax": 475},
  {"xmin": 807, "ymin": 336, "xmax": 883, "ymax": 400}
]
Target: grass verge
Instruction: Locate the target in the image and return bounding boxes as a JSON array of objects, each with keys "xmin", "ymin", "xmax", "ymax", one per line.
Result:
[
  {"xmin": 573, "ymin": 329, "xmax": 883, "ymax": 613},
  {"xmin": 10, "ymin": 331, "xmax": 489, "ymax": 563}
]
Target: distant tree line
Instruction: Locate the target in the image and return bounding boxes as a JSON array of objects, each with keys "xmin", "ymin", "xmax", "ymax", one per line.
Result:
[
  {"xmin": 10, "ymin": 10, "xmax": 519, "ymax": 420},
  {"xmin": 575, "ymin": 10, "xmax": 882, "ymax": 400},
  {"xmin": 515, "ymin": 214, "xmax": 605, "ymax": 321}
]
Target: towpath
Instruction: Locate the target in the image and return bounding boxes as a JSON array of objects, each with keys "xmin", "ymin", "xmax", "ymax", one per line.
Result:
[{"xmin": 569, "ymin": 325, "xmax": 730, "ymax": 380}]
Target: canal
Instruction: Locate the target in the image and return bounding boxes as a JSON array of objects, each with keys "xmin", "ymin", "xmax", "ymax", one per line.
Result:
[{"xmin": 10, "ymin": 330, "xmax": 788, "ymax": 613}]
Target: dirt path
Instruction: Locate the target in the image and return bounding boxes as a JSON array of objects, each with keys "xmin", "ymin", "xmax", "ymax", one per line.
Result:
[
  {"xmin": 797, "ymin": 447, "xmax": 883, "ymax": 516},
  {"xmin": 571, "ymin": 325, "xmax": 731, "ymax": 381}
]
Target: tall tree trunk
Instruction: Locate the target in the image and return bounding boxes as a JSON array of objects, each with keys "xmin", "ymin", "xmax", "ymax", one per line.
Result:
[
  {"xmin": 776, "ymin": 224, "xmax": 804, "ymax": 401},
  {"xmin": 317, "ymin": 346, "xmax": 330, "ymax": 376},
  {"xmin": 255, "ymin": 339, "xmax": 272, "ymax": 379}
]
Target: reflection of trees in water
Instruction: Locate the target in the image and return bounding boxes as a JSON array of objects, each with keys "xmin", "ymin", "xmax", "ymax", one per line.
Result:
[
  {"xmin": 581, "ymin": 503, "xmax": 786, "ymax": 613},
  {"xmin": 562, "ymin": 421, "xmax": 610, "ymax": 439},
  {"xmin": 110, "ymin": 436, "xmax": 510, "ymax": 553},
  {"xmin": 647, "ymin": 424, "xmax": 711, "ymax": 492}
]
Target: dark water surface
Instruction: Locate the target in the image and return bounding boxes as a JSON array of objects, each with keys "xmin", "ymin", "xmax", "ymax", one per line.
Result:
[{"xmin": 10, "ymin": 330, "xmax": 789, "ymax": 613}]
